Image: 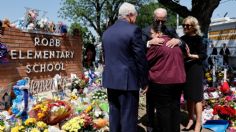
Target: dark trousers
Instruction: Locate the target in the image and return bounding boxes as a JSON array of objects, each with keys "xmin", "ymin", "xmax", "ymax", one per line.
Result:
[
  {"xmin": 146, "ymin": 83, "xmax": 182, "ymax": 132},
  {"xmin": 223, "ymin": 56, "xmax": 229, "ymax": 65},
  {"xmin": 107, "ymin": 89, "xmax": 139, "ymax": 132}
]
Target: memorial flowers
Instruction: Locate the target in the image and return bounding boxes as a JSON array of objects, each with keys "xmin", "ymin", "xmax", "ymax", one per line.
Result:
[
  {"xmin": 29, "ymin": 100, "xmax": 72, "ymax": 125},
  {"xmin": 212, "ymin": 95, "xmax": 236, "ymax": 125},
  {"xmin": 213, "ymin": 105, "xmax": 236, "ymax": 121},
  {"xmin": 71, "ymin": 75, "xmax": 89, "ymax": 92},
  {"xmin": 92, "ymin": 90, "xmax": 107, "ymax": 101},
  {"xmin": 10, "ymin": 118, "xmax": 48, "ymax": 132},
  {"xmin": 61, "ymin": 113, "xmax": 93, "ymax": 131},
  {"xmin": 11, "ymin": 125, "xmax": 25, "ymax": 132}
]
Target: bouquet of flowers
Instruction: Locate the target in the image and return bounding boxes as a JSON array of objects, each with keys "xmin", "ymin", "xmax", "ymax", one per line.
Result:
[
  {"xmin": 92, "ymin": 90, "xmax": 107, "ymax": 101},
  {"xmin": 61, "ymin": 112, "xmax": 94, "ymax": 131},
  {"xmin": 0, "ymin": 111, "xmax": 11, "ymax": 132},
  {"xmin": 212, "ymin": 95, "xmax": 236, "ymax": 125},
  {"xmin": 205, "ymin": 70, "xmax": 213, "ymax": 85},
  {"xmin": 29, "ymin": 100, "xmax": 72, "ymax": 125},
  {"xmin": 213, "ymin": 105, "xmax": 236, "ymax": 121},
  {"xmin": 11, "ymin": 118, "xmax": 48, "ymax": 132},
  {"xmin": 71, "ymin": 75, "xmax": 89, "ymax": 93}
]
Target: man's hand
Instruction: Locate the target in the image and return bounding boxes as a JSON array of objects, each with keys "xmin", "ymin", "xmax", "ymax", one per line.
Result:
[
  {"xmin": 149, "ymin": 37, "xmax": 165, "ymax": 46},
  {"xmin": 141, "ymin": 85, "xmax": 148, "ymax": 95},
  {"xmin": 166, "ymin": 38, "xmax": 181, "ymax": 48}
]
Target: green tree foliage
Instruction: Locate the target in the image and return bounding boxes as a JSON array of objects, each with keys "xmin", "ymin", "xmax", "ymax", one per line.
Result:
[
  {"xmin": 60, "ymin": 0, "xmax": 147, "ymax": 38},
  {"xmin": 69, "ymin": 22, "xmax": 95, "ymax": 47}
]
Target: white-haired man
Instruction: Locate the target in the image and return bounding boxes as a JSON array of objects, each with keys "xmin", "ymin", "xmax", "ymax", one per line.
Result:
[{"xmin": 102, "ymin": 2, "xmax": 148, "ymax": 132}]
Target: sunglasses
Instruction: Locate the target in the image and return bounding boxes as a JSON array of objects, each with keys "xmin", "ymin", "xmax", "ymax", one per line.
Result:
[
  {"xmin": 182, "ymin": 24, "xmax": 192, "ymax": 28},
  {"xmin": 155, "ymin": 19, "xmax": 166, "ymax": 23}
]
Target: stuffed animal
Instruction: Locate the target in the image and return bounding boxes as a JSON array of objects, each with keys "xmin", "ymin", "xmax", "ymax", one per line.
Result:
[
  {"xmin": 11, "ymin": 79, "xmax": 30, "ymax": 121},
  {"xmin": 48, "ymin": 21, "xmax": 55, "ymax": 32},
  {"xmin": 2, "ymin": 18, "xmax": 11, "ymax": 28}
]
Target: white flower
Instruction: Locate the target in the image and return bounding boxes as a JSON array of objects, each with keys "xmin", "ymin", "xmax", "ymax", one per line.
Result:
[{"xmin": 94, "ymin": 109, "xmax": 102, "ymax": 117}]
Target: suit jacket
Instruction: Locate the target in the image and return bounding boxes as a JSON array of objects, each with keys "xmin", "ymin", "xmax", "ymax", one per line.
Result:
[
  {"xmin": 220, "ymin": 47, "xmax": 230, "ymax": 56},
  {"xmin": 102, "ymin": 19, "xmax": 148, "ymax": 91}
]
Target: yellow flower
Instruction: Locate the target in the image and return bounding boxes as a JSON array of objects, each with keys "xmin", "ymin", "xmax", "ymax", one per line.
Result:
[
  {"xmin": 36, "ymin": 121, "xmax": 47, "ymax": 129},
  {"xmin": 0, "ymin": 125, "xmax": 5, "ymax": 131},
  {"xmin": 30, "ymin": 128, "xmax": 40, "ymax": 132},
  {"xmin": 25, "ymin": 118, "xmax": 37, "ymax": 126},
  {"xmin": 85, "ymin": 105, "xmax": 93, "ymax": 113},
  {"xmin": 37, "ymin": 113, "xmax": 45, "ymax": 119},
  {"xmin": 11, "ymin": 126, "xmax": 25, "ymax": 132},
  {"xmin": 19, "ymin": 126, "xmax": 25, "ymax": 131},
  {"xmin": 11, "ymin": 127, "xmax": 19, "ymax": 132},
  {"xmin": 42, "ymin": 106, "xmax": 48, "ymax": 112},
  {"xmin": 207, "ymin": 77, "xmax": 212, "ymax": 81},
  {"xmin": 70, "ymin": 95, "xmax": 78, "ymax": 100},
  {"xmin": 43, "ymin": 129, "xmax": 48, "ymax": 132}
]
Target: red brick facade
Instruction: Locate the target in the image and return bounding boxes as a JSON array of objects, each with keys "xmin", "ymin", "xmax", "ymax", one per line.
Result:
[{"xmin": 0, "ymin": 28, "xmax": 83, "ymax": 88}]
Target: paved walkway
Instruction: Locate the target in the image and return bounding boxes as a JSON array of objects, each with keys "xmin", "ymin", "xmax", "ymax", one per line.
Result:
[{"xmin": 137, "ymin": 95, "xmax": 219, "ymax": 132}]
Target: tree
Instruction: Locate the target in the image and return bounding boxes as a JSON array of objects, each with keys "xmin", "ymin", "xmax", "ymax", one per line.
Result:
[
  {"xmin": 158, "ymin": 0, "xmax": 221, "ymax": 36},
  {"xmin": 59, "ymin": 0, "xmax": 147, "ymax": 38},
  {"xmin": 69, "ymin": 22, "xmax": 95, "ymax": 47},
  {"xmin": 136, "ymin": 2, "xmax": 183, "ymax": 29}
]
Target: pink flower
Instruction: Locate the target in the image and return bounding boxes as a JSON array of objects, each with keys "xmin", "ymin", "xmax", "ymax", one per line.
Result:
[{"xmin": 225, "ymin": 96, "xmax": 233, "ymax": 102}]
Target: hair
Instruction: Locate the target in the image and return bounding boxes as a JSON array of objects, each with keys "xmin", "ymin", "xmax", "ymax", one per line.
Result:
[
  {"xmin": 153, "ymin": 8, "xmax": 167, "ymax": 18},
  {"xmin": 182, "ymin": 16, "xmax": 202, "ymax": 36},
  {"xmin": 85, "ymin": 44, "xmax": 96, "ymax": 61},
  {"xmin": 118, "ymin": 2, "xmax": 137, "ymax": 19}
]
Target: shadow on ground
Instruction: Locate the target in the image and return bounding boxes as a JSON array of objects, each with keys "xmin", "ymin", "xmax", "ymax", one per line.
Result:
[{"xmin": 137, "ymin": 110, "xmax": 215, "ymax": 132}]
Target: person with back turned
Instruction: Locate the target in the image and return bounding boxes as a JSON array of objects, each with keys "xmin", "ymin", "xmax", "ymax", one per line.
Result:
[{"xmin": 102, "ymin": 2, "xmax": 148, "ymax": 132}]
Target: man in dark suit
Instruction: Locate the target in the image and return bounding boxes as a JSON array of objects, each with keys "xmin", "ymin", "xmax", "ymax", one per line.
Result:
[
  {"xmin": 102, "ymin": 2, "xmax": 149, "ymax": 132},
  {"xmin": 220, "ymin": 43, "xmax": 230, "ymax": 65}
]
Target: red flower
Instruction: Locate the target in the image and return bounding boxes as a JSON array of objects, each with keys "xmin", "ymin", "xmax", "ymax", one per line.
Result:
[{"xmin": 225, "ymin": 96, "xmax": 232, "ymax": 102}]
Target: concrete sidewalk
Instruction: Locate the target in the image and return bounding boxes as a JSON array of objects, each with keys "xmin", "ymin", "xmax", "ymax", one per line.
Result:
[{"xmin": 137, "ymin": 95, "xmax": 229, "ymax": 132}]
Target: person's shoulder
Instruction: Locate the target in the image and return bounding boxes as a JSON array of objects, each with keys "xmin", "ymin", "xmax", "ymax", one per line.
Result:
[
  {"xmin": 142, "ymin": 25, "xmax": 151, "ymax": 35},
  {"xmin": 164, "ymin": 26, "xmax": 176, "ymax": 34},
  {"xmin": 180, "ymin": 35, "xmax": 187, "ymax": 39},
  {"xmin": 142, "ymin": 25, "xmax": 151, "ymax": 31},
  {"xmin": 166, "ymin": 26, "xmax": 175, "ymax": 31}
]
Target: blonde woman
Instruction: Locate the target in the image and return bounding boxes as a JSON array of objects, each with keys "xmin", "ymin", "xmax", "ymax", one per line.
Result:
[{"xmin": 181, "ymin": 16, "xmax": 207, "ymax": 132}]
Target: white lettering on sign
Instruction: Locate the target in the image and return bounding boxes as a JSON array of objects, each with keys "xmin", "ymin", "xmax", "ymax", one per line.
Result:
[
  {"xmin": 34, "ymin": 37, "xmax": 61, "ymax": 47},
  {"xmin": 10, "ymin": 50, "xmax": 75, "ymax": 60},
  {"xmin": 26, "ymin": 63, "xmax": 65, "ymax": 74},
  {"xmin": 10, "ymin": 50, "xmax": 17, "ymax": 59},
  {"xmin": 9, "ymin": 37, "xmax": 76, "ymax": 73},
  {"xmin": 29, "ymin": 77, "xmax": 71, "ymax": 95}
]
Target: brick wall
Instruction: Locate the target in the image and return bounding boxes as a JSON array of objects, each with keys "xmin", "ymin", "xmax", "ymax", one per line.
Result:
[{"xmin": 0, "ymin": 28, "xmax": 83, "ymax": 88}]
